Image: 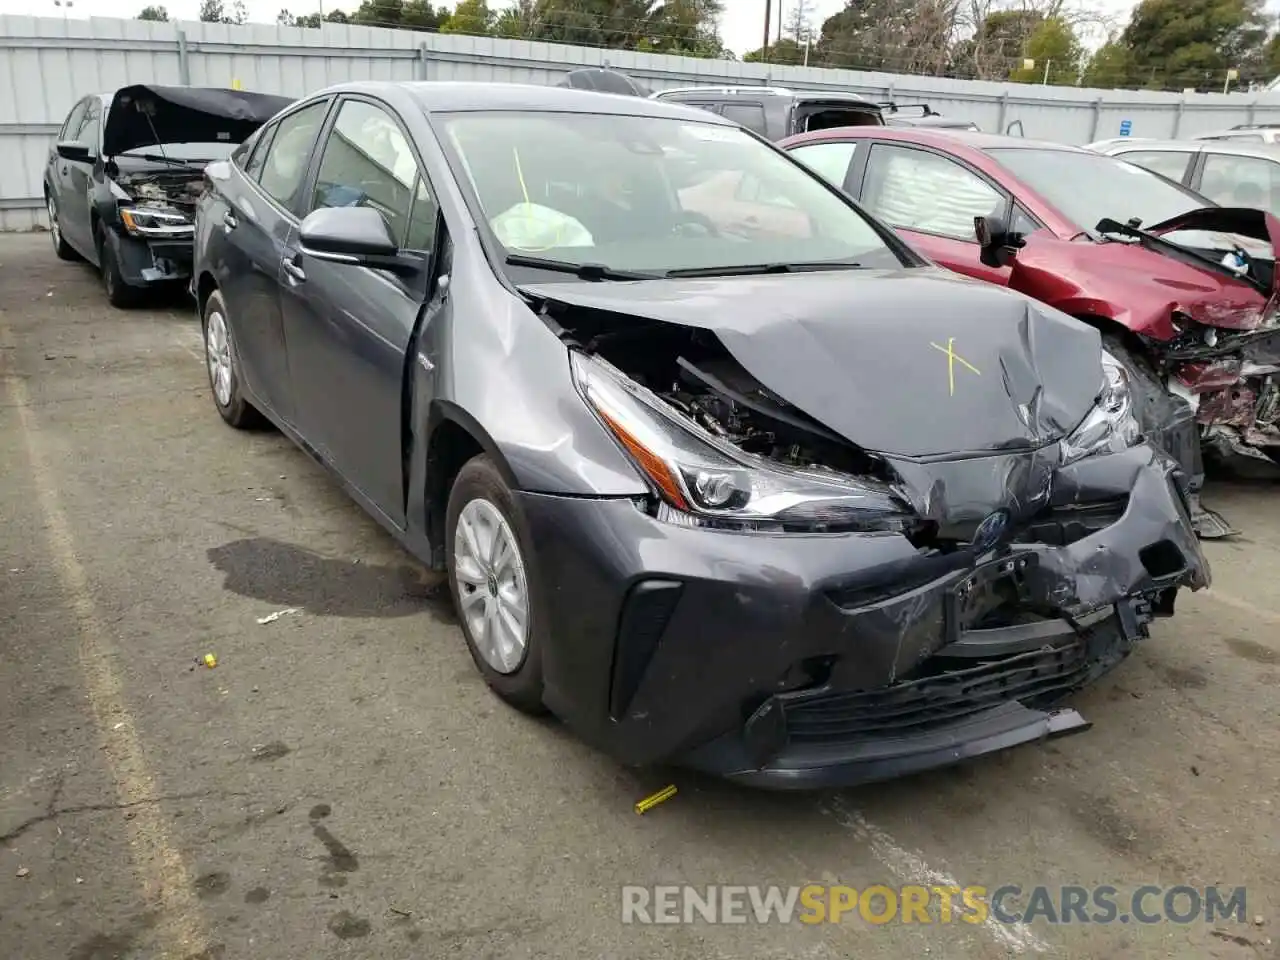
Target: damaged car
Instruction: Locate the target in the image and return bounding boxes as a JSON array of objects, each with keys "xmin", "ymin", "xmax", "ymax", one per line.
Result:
[
  {"xmin": 193, "ymin": 82, "xmax": 1208, "ymax": 789},
  {"xmin": 781, "ymin": 126, "xmax": 1280, "ymax": 533},
  {"xmin": 44, "ymin": 84, "xmax": 292, "ymax": 307}
]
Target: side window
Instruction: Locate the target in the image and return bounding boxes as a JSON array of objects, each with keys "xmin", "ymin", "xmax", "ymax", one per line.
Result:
[
  {"xmin": 720, "ymin": 102, "xmax": 767, "ymax": 136},
  {"xmin": 789, "ymin": 141, "xmax": 859, "ymax": 189},
  {"xmin": 861, "ymin": 144, "xmax": 1004, "ymax": 240},
  {"xmin": 1199, "ymin": 152, "xmax": 1280, "ymax": 216},
  {"xmin": 243, "ymin": 122, "xmax": 278, "ymax": 182},
  {"xmin": 256, "ymin": 101, "xmax": 329, "ymax": 213},
  {"xmin": 59, "ymin": 100, "xmax": 88, "ymax": 141},
  {"xmin": 1116, "ymin": 150, "xmax": 1192, "ymax": 182},
  {"xmin": 403, "ymin": 176, "xmax": 439, "ymax": 252},
  {"xmin": 1011, "ymin": 205, "xmax": 1040, "ymax": 236},
  {"xmin": 311, "ymin": 99, "xmax": 421, "ymax": 245},
  {"xmin": 81, "ymin": 101, "xmax": 102, "ymax": 155}
]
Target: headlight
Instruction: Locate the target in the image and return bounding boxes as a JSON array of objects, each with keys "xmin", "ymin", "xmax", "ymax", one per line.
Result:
[
  {"xmin": 570, "ymin": 351, "xmax": 914, "ymax": 534},
  {"xmin": 1060, "ymin": 349, "xmax": 1141, "ymax": 465},
  {"xmin": 119, "ymin": 204, "xmax": 193, "ymax": 236}
]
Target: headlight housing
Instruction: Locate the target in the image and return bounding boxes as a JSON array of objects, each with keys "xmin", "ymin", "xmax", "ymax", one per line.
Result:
[
  {"xmin": 1060, "ymin": 349, "xmax": 1141, "ymax": 465},
  {"xmin": 570, "ymin": 351, "xmax": 914, "ymax": 534},
  {"xmin": 119, "ymin": 204, "xmax": 193, "ymax": 237}
]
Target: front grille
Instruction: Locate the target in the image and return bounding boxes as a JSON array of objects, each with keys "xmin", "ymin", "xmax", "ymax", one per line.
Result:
[{"xmin": 785, "ymin": 636, "xmax": 1106, "ymax": 743}]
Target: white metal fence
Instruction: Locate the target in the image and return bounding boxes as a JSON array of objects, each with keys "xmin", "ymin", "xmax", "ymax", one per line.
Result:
[{"xmin": 5, "ymin": 13, "xmax": 1280, "ymax": 230}]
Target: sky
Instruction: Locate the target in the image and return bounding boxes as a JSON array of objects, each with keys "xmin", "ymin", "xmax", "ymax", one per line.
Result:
[{"xmin": 3, "ymin": 0, "xmax": 1138, "ymax": 55}]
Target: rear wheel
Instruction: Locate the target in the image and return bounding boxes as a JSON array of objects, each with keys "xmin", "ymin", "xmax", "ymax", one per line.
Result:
[
  {"xmin": 445, "ymin": 455, "xmax": 547, "ymax": 714},
  {"xmin": 46, "ymin": 193, "xmax": 78, "ymax": 261},
  {"xmin": 97, "ymin": 226, "xmax": 142, "ymax": 309},
  {"xmin": 202, "ymin": 289, "xmax": 263, "ymax": 429}
]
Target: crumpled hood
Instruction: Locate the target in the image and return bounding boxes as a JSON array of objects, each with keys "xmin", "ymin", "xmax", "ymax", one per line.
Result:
[
  {"xmin": 521, "ymin": 268, "xmax": 1105, "ymax": 460},
  {"xmin": 1148, "ymin": 206, "xmax": 1280, "ymax": 275},
  {"xmin": 103, "ymin": 84, "xmax": 293, "ymax": 159}
]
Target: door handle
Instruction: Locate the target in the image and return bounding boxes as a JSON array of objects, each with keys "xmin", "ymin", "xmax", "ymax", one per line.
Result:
[
  {"xmin": 281, "ymin": 256, "xmax": 306, "ymax": 284},
  {"xmin": 222, "ymin": 210, "xmax": 239, "ymax": 230}
]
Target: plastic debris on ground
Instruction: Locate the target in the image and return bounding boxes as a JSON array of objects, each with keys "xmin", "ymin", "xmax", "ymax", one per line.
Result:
[{"xmin": 257, "ymin": 607, "xmax": 299, "ymax": 625}]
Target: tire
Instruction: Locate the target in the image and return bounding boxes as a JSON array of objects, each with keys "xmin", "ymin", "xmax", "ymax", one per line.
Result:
[
  {"xmin": 445, "ymin": 455, "xmax": 547, "ymax": 714},
  {"xmin": 46, "ymin": 192, "xmax": 78, "ymax": 262},
  {"xmin": 201, "ymin": 289, "xmax": 263, "ymax": 430},
  {"xmin": 97, "ymin": 227, "xmax": 142, "ymax": 309}
]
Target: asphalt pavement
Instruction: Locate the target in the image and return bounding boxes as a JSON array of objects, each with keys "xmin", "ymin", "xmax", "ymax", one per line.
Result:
[{"xmin": 1, "ymin": 231, "xmax": 1277, "ymax": 960}]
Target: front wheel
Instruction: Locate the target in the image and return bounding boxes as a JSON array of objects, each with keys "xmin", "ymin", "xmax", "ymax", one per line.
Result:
[
  {"xmin": 445, "ymin": 455, "xmax": 547, "ymax": 714},
  {"xmin": 98, "ymin": 228, "xmax": 141, "ymax": 309},
  {"xmin": 202, "ymin": 289, "xmax": 263, "ymax": 430}
]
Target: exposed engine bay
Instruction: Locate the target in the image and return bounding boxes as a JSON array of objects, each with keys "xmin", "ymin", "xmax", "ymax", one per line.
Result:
[
  {"xmin": 560, "ymin": 306, "xmax": 889, "ymax": 482},
  {"xmin": 115, "ymin": 169, "xmax": 206, "ymax": 215}
]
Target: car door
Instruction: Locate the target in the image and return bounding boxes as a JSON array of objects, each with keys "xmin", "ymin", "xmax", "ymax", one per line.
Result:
[
  {"xmin": 855, "ymin": 142, "xmax": 1012, "ymax": 284},
  {"xmin": 48, "ymin": 98, "xmax": 88, "ymax": 236},
  {"xmin": 278, "ymin": 95, "xmax": 437, "ymax": 526},
  {"xmin": 61, "ymin": 98, "xmax": 99, "ymax": 254},
  {"xmin": 1108, "ymin": 148, "xmax": 1197, "ymax": 186},
  {"xmin": 1190, "ymin": 150, "xmax": 1280, "ymax": 217},
  {"xmin": 218, "ymin": 99, "xmax": 332, "ymax": 424}
]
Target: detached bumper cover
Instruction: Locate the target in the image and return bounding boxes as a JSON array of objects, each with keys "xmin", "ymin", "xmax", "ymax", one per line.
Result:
[
  {"xmin": 519, "ymin": 444, "xmax": 1208, "ymax": 788},
  {"xmin": 105, "ymin": 228, "xmax": 193, "ymax": 286}
]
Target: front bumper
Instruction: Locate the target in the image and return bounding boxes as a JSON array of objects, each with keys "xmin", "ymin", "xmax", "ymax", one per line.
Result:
[
  {"xmin": 519, "ymin": 444, "xmax": 1208, "ymax": 788},
  {"xmin": 105, "ymin": 227, "xmax": 194, "ymax": 287}
]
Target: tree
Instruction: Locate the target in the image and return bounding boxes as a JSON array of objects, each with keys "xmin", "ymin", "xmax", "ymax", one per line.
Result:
[
  {"xmin": 1007, "ymin": 15, "xmax": 1082, "ymax": 83},
  {"xmin": 1122, "ymin": 0, "xmax": 1270, "ymax": 90},
  {"xmin": 813, "ymin": 0, "xmax": 959, "ymax": 76},
  {"xmin": 401, "ymin": 0, "xmax": 448, "ymax": 30},
  {"xmin": 1081, "ymin": 38, "xmax": 1133, "ymax": 87},
  {"xmin": 351, "ymin": 0, "xmax": 404, "ymax": 27},
  {"xmin": 137, "ymin": 5, "xmax": 169, "ymax": 20},
  {"xmin": 743, "ymin": 37, "xmax": 808, "ymax": 64},
  {"xmin": 199, "ymin": 0, "xmax": 247, "ymax": 22},
  {"xmin": 952, "ymin": 8, "xmax": 1044, "ymax": 80},
  {"xmin": 441, "ymin": 0, "xmax": 494, "ymax": 34},
  {"xmin": 785, "ymin": 0, "xmax": 815, "ymax": 44}
]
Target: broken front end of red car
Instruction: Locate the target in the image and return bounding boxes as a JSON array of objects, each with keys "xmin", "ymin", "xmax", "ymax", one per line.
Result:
[{"xmin": 1142, "ymin": 209, "xmax": 1280, "ymax": 483}]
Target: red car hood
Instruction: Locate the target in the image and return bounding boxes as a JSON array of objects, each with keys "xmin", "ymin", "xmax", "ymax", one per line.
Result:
[{"xmin": 1008, "ymin": 206, "xmax": 1280, "ymax": 340}]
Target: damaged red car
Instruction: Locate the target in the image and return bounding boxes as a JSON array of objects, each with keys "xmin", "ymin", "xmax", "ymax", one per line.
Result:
[{"xmin": 780, "ymin": 127, "xmax": 1280, "ymax": 538}]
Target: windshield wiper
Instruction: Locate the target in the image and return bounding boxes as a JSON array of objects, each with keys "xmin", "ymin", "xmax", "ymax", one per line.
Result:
[
  {"xmin": 664, "ymin": 260, "xmax": 863, "ymax": 278},
  {"xmin": 127, "ymin": 153, "xmax": 208, "ymax": 171},
  {"xmin": 503, "ymin": 254, "xmax": 657, "ymax": 281}
]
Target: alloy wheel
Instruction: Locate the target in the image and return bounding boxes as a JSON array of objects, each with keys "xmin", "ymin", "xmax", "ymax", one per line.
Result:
[
  {"xmin": 453, "ymin": 497, "xmax": 530, "ymax": 674},
  {"xmin": 47, "ymin": 196, "xmax": 60, "ymax": 250},
  {"xmin": 205, "ymin": 308, "xmax": 233, "ymax": 408}
]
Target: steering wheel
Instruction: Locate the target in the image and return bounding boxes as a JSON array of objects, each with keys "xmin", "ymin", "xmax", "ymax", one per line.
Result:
[{"xmin": 673, "ymin": 212, "xmax": 721, "ymax": 238}]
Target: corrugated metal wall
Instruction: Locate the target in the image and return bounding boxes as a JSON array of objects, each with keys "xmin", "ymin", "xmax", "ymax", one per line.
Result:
[{"xmin": 5, "ymin": 13, "xmax": 1280, "ymax": 230}]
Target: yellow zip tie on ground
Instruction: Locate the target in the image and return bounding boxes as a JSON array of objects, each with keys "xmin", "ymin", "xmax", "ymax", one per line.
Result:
[{"xmin": 635, "ymin": 784, "xmax": 677, "ymax": 815}]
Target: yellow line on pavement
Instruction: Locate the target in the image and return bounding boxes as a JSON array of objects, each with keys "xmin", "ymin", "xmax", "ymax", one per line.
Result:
[{"xmin": 0, "ymin": 318, "xmax": 210, "ymax": 957}]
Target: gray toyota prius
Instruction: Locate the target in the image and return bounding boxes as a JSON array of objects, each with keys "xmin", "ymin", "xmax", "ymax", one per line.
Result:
[{"xmin": 191, "ymin": 81, "xmax": 1209, "ymax": 789}]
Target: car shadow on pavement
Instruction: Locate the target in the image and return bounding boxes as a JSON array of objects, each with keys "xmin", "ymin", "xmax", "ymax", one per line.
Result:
[{"xmin": 207, "ymin": 536, "xmax": 454, "ymax": 622}]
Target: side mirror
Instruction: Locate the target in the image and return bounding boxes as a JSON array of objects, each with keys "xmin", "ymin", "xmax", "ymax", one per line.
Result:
[
  {"xmin": 975, "ymin": 214, "xmax": 1023, "ymax": 269},
  {"xmin": 298, "ymin": 206, "xmax": 420, "ymax": 275},
  {"xmin": 56, "ymin": 140, "xmax": 93, "ymax": 163}
]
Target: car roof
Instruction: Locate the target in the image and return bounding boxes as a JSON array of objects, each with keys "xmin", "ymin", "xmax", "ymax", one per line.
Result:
[
  {"xmin": 784, "ymin": 125, "xmax": 1091, "ymax": 155},
  {"xmin": 1103, "ymin": 138, "xmax": 1280, "ymax": 159},
  {"xmin": 309, "ymin": 80, "xmax": 736, "ymax": 123},
  {"xmin": 654, "ymin": 85, "xmax": 875, "ymax": 104}
]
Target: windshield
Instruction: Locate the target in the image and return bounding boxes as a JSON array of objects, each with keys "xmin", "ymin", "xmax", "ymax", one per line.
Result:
[
  {"xmin": 989, "ymin": 147, "xmax": 1206, "ymax": 233},
  {"xmin": 436, "ymin": 111, "xmax": 907, "ymax": 275},
  {"xmin": 117, "ymin": 142, "xmax": 238, "ymax": 162}
]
